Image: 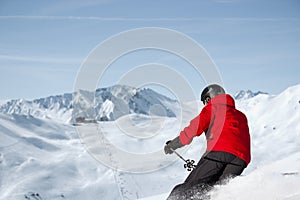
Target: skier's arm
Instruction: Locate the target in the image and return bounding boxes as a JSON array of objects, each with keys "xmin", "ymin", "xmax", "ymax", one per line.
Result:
[{"xmin": 179, "ymin": 106, "xmax": 212, "ymax": 145}]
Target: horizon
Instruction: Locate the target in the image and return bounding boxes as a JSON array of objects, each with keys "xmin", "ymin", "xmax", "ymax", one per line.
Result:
[{"xmin": 0, "ymin": 82, "xmax": 296, "ymax": 102}]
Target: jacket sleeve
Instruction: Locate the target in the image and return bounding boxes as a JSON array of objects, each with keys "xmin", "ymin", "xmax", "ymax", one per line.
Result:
[{"xmin": 179, "ymin": 105, "xmax": 212, "ymax": 145}]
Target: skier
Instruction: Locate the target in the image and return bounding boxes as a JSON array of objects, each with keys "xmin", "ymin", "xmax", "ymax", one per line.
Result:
[{"xmin": 164, "ymin": 84, "xmax": 251, "ymax": 199}]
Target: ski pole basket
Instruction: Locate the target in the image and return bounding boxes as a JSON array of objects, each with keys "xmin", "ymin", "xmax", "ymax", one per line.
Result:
[
  {"xmin": 184, "ymin": 159, "xmax": 196, "ymax": 171},
  {"xmin": 171, "ymin": 148, "xmax": 196, "ymax": 171}
]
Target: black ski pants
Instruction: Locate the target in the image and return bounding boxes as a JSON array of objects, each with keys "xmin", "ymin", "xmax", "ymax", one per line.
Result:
[{"xmin": 167, "ymin": 151, "xmax": 247, "ymax": 200}]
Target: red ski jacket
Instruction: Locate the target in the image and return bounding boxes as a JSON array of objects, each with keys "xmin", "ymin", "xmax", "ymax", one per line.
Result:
[{"xmin": 179, "ymin": 94, "xmax": 251, "ymax": 164}]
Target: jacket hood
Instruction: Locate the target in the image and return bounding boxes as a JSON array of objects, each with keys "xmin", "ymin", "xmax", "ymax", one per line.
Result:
[{"xmin": 209, "ymin": 94, "xmax": 235, "ymax": 108}]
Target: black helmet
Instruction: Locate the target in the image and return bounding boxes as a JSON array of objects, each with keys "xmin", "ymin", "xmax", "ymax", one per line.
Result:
[{"xmin": 201, "ymin": 84, "xmax": 225, "ymax": 104}]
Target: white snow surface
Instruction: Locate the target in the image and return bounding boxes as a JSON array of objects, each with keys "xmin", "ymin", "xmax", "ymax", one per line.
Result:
[
  {"xmin": 0, "ymin": 84, "xmax": 300, "ymax": 200},
  {"xmin": 99, "ymin": 99, "xmax": 115, "ymax": 120}
]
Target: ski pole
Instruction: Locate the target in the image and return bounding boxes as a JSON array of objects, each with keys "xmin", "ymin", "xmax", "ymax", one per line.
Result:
[
  {"xmin": 171, "ymin": 148, "xmax": 187, "ymax": 162},
  {"xmin": 170, "ymin": 148, "xmax": 196, "ymax": 171}
]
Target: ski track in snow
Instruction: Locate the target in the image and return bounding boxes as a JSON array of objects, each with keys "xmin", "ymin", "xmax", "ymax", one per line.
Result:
[{"xmin": 0, "ymin": 84, "xmax": 300, "ymax": 200}]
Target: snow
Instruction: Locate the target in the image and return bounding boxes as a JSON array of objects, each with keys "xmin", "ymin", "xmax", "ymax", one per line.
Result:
[
  {"xmin": 209, "ymin": 154, "xmax": 300, "ymax": 200},
  {"xmin": 0, "ymin": 84, "xmax": 300, "ymax": 200},
  {"xmin": 99, "ymin": 99, "xmax": 115, "ymax": 120}
]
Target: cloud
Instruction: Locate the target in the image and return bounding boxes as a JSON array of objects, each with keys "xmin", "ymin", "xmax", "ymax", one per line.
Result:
[
  {"xmin": 1, "ymin": 15, "xmax": 299, "ymax": 22},
  {"xmin": 38, "ymin": 0, "xmax": 114, "ymax": 15},
  {"xmin": 0, "ymin": 15, "xmax": 201, "ymax": 21},
  {"xmin": 0, "ymin": 54, "xmax": 82, "ymax": 64}
]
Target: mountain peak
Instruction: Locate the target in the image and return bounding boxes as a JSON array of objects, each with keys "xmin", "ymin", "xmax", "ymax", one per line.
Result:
[{"xmin": 234, "ymin": 90, "xmax": 268, "ymax": 100}]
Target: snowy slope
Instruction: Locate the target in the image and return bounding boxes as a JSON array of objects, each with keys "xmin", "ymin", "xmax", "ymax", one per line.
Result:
[
  {"xmin": 0, "ymin": 84, "xmax": 300, "ymax": 200},
  {"xmin": 0, "ymin": 114, "xmax": 121, "ymax": 200}
]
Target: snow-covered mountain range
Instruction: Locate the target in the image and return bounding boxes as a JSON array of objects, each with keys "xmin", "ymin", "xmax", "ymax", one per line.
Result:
[
  {"xmin": 1, "ymin": 84, "xmax": 299, "ymax": 200},
  {"xmin": 0, "ymin": 85, "xmax": 266, "ymax": 124},
  {"xmin": 0, "ymin": 85, "xmax": 177, "ymax": 124}
]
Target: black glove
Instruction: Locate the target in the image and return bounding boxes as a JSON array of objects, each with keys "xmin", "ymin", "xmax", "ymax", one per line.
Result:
[{"xmin": 164, "ymin": 136, "xmax": 184, "ymax": 154}]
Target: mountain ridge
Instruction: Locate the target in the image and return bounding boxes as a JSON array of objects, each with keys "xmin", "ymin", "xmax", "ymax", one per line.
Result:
[
  {"xmin": 0, "ymin": 85, "xmax": 272, "ymax": 124},
  {"xmin": 234, "ymin": 90, "xmax": 268, "ymax": 100},
  {"xmin": 0, "ymin": 85, "xmax": 178, "ymax": 124}
]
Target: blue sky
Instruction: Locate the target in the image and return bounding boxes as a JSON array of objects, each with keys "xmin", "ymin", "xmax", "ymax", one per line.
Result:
[{"xmin": 0, "ymin": 0, "xmax": 300, "ymax": 100}]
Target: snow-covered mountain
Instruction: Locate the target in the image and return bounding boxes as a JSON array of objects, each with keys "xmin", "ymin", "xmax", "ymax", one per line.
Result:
[
  {"xmin": 73, "ymin": 85, "xmax": 177, "ymax": 122},
  {"xmin": 234, "ymin": 89, "xmax": 268, "ymax": 100},
  {"xmin": 0, "ymin": 85, "xmax": 178, "ymax": 124},
  {"xmin": 0, "ymin": 94, "xmax": 73, "ymax": 123},
  {"xmin": 0, "ymin": 84, "xmax": 300, "ymax": 200}
]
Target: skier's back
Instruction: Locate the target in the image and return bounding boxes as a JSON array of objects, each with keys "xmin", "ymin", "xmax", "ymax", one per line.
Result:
[{"xmin": 164, "ymin": 84, "xmax": 251, "ymax": 199}]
